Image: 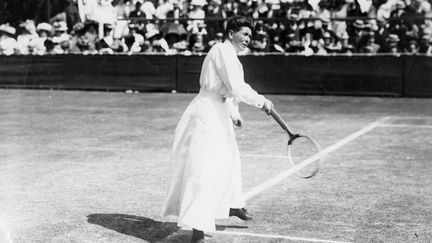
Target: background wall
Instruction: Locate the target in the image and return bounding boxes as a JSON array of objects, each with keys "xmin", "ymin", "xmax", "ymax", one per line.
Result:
[{"xmin": 0, "ymin": 54, "xmax": 431, "ymax": 97}]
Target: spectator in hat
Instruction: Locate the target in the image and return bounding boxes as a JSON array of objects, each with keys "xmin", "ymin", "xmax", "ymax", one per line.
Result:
[
  {"xmin": 124, "ymin": 23, "xmax": 144, "ymax": 53},
  {"xmin": 379, "ymin": 33, "xmax": 401, "ymax": 53},
  {"xmin": 359, "ymin": 31, "xmax": 380, "ymax": 53},
  {"xmin": 81, "ymin": 20, "xmax": 99, "ymax": 54},
  {"xmin": 207, "ymin": 32, "xmax": 224, "ymax": 49},
  {"xmin": 187, "ymin": 0, "xmax": 207, "ymax": 34},
  {"xmin": 301, "ymin": 28, "xmax": 315, "ymax": 55},
  {"xmin": 0, "ymin": 24, "xmax": 18, "ymax": 56},
  {"xmin": 171, "ymin": 34, "xmax": 190, "ymax": 54},
  {"xmin": 70, "ymin": 22, "xmax": 98, "ymax": 54},
  {"xmin": 143, "ymin": 27, "xmax": 169, "ymax": 53},
  {"xmin": 418, "ymin": 31, "xmax": 431, "ymax": 53},
  {"xmin": 249, "ymin": 24, "xmax": 269, "ymax": 52},
  {"xmin": 189, "ymin": 22, "xmax": 208, "ymax": 51},
  {"xmin": 97, "ymin": 23, "xmax": 122, "ymax": 54},
  {"xmin": 374, "ymin": 19, "xmax": 390, "ymax": 48},
  {"xmin": 17, "ymin": 20, "xmax": 38, "ymax": 55},
  {"xmin": 30, "ymin": 22, "xmax": 53, "ymax": 55},
  {"xmin": 191, "ymin": 33, "xmax": 207, "ymax": 52},
  {"xmin": 284, "ymin": 31, "xmax": 302, "ymax": 53},
  {"xmin": 322, "ymin": 31, "xmax": 341, "ymax": 53},
  {"xmin": 405, "ymin": 38, "xmax": 419, "ymax": 54},
  {"xmin": 350, "ymin": 19, "xmax": 366, "ymax": 51},
  {"xmin": 52, "ymin": 21, "xmax": 72, "ymax": 54}
]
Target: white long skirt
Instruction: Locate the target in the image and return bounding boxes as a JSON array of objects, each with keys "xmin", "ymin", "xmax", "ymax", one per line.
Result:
[{"xmin": 161, "ymin": 90, "xmax": 246, "ymax": 232}]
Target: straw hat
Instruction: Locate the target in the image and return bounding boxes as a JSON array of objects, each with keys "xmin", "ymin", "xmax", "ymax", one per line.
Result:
[
  {"xmin": 353, "ymin": 20, "xmax": 364, "ymax": 29},
  {"xmin": 386, "ymin": 34, "xmax": 400, "ymax": 42},
  {"xmin": 36, "ymin": 22, "xmax": 53, "ymax": 33},
  {"xmin": 0, "ymin": 23, "xmax": 16, "ymax": 36}
]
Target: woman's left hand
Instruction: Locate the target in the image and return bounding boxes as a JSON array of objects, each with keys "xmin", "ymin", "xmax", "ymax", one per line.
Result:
[{"xmin": 231, "ymin": 115, "xmax": 243, "ymax": 129}]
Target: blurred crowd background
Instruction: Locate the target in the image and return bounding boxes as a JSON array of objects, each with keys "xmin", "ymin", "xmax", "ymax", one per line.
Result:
[{"xmin": 1, "ymin": 0, "xmax": 432, "ymax": 55}]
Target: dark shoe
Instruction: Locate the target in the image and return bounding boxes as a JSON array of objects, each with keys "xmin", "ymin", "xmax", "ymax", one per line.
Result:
[
  {"xmin": 191, "ymin": 229, "xmax": 204, "ymax": 243},
  {"xmin": 229, "ymin": 208, "xmax": 254, "ymax": 221}
]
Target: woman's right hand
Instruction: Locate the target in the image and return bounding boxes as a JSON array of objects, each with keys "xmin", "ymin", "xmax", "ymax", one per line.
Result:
[{"xmin": 261, "ymin": 98, "xmax": 274, "ymax": 115}]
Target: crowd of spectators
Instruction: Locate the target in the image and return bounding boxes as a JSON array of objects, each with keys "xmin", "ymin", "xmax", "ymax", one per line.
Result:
[{"xmin": 1, "ymin": 0, "xmax": 432, "ymax": 55}]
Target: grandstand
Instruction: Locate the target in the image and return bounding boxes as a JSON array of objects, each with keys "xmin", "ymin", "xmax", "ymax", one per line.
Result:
[{"xmin": 1, "ymin": 0, "xmax": 432, "ymax": 55}]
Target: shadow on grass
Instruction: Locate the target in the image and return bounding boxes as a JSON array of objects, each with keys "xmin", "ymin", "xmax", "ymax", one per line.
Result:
[
  {"xmin": 87, "ymin": 213, "xmax": 248, "ymax": 242},
  {"xmin": 87, "ymin": 213, "xmax": 186, "ymax": 242}
]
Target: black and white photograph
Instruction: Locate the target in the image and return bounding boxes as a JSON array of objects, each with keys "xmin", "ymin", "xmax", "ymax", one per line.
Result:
[{"xmin": 1, "ymin": 0, "xmax": 432, "ymax": 242}]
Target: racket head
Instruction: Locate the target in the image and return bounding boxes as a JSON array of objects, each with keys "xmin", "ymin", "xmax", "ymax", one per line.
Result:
[{"xmin": 287, "ymin": 134, "xmax": 323, "ymax": 179}]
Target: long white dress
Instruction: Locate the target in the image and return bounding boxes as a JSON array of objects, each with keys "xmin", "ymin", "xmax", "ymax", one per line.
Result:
[{"xmin": 161, "ymin": 40, "xmax": 266, "ymax": 232}]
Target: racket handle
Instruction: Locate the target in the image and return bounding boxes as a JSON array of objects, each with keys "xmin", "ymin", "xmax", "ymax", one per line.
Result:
[{"xmin": 270, "ymin": 108, "xmax": 293, "ymax": 135}]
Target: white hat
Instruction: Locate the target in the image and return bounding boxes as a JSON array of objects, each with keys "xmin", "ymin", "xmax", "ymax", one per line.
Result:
[
  {"xmin": 145, "ymin": 28, "xmax": 160, "ymax": 39},
  {"xmin": 36, "ymin": 22, "xmax": 53, "ymax": 33},
  {"xmin": 0, "ymin": 24, "xmax": 16, "ymax": 36},
  {"xmin": 191, "ymin": 0, "xmax": 206, "ymax": 6}
]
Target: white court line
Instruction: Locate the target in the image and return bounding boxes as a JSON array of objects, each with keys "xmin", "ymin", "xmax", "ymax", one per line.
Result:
[
  {"xmin": 244, "ymin": 116, "xmax": 391, "ymax": 200},
  {"xmin": 379, "ymin": 124, "xmax": 432, "ymax": 129},
  {"xmin": 242, "ymin": 154, "xmax": 288, "ymax": 159},
  {"xmin": 389, "ymin": 116, "xmax": 432, "ymax": 120},
  {"xmin": 214, "ymin": 230, "xmax": 352, "ymax": 243}
]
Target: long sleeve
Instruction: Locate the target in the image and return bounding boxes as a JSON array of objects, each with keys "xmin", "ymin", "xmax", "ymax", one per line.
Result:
[
  {"xmin": 225, "ymin": 97, "xmax": 241, "ymax": 119},
  {"xmin": 212, "ymin": 42, "xmax": 266, "ymax": 108}
]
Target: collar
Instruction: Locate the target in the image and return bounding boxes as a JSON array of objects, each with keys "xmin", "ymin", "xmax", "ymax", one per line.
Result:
[{"xmin": 223, "ymin": 39, "xmax": 237, "ymax": 54}]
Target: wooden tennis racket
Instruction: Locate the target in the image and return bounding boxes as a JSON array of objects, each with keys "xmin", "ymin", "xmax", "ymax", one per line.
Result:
[{"xmin": 270, "ymin": 108, "xmax": 323, "ymax": 178}]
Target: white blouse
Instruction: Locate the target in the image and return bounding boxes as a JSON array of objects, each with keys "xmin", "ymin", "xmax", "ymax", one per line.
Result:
[{"xmin": 199, "ymin": 40, "xmax": 266, "ymax": 110}]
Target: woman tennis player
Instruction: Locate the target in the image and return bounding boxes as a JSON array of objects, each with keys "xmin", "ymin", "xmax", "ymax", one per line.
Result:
[{"xmin": 161, "ymin": 15, "xmax": 274, "ymax": 243}]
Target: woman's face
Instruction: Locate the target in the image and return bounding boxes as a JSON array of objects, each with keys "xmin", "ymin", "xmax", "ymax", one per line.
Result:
[{"xmin": 229, "ymin": 26, "xmax": 252, "ymax": 52}]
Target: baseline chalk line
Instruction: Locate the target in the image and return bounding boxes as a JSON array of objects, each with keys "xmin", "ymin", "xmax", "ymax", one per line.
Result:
[
  {"xmin": 244, "ymin": 116, "xmax": 391, "ymax": 200},
  {"xmin": 378, "ymin": 124, "xmax": 432, "ymax": 129},
  {"xmin": 213, "ymin": 230, "xmax": 352, "ymax": 243}
]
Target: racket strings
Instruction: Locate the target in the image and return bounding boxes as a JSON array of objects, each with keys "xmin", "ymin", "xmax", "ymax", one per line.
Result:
[{"xmin": 287, "ymin": 136, "xmax": 322, "ymax": 178}]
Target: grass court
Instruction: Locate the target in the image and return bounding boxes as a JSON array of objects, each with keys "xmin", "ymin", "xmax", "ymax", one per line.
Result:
[{"xmin": 1, "ymin": 89, "xmax": 431, "ymax": 242}]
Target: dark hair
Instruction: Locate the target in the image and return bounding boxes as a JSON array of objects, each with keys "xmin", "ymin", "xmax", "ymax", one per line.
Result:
[{"xmin": 225, "ymin": 15, "xmax": 255, "ymax": 36}]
